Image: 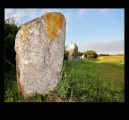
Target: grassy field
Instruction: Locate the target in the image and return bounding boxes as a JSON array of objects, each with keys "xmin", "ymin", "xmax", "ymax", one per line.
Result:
[{"xmin": 4, "ymin": 55, "xmax": 124, "ymax": 102}]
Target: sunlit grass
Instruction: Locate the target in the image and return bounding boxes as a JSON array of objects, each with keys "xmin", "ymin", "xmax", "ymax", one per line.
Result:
[{"xmin": 97, "ymin": 56, "xmax": 124, "ymax": 64}]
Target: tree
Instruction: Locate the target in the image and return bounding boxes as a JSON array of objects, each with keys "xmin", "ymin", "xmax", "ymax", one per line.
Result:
[
  {"xmin": 78, "ymin": 51, "xmax": 83, "ymax": 56},
  {"xmin": 83, "ymin": 50, "xmax": 98, "ymax": 58},
  {"xmin": 82, "ymin": 51, "xmax": 87, "ymax": 57},
  {"xmin": 4, "ymin": 17, "xmax": 21, "ymax": 71}
]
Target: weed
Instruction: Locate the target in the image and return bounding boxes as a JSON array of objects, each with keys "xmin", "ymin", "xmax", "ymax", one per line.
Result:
[{"xmin": 57, "ymin": 61, "xmax": 71, "ymax": 100}]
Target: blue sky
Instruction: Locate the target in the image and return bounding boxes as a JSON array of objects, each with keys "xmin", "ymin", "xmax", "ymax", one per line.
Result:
[{"xmin": 5, "ymin": 8, "xmax": 124, "ymax": 55}]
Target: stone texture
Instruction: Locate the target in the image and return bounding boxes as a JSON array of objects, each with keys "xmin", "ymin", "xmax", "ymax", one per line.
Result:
[
  {"xmin": 14, "ymin": 12, "xmax": 66, "ymax": 97},
  {"xmin": 68, "ymin": 42, "xmax": 78, "ymax": 61}
]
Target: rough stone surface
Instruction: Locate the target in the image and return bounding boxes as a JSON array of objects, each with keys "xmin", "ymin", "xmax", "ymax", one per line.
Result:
[
  {"xmin": 68, "ymin": 42, "xmax": 78, "ymax": 61},
  {"xmin": 14, "ymin": 12, "xmax": 66, "ymax": 97}
]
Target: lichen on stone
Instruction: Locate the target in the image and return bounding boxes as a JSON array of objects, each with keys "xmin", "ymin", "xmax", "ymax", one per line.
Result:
[
  {"xmin": 23, "ymin": 23, "xmax": 29, "ymax": 45},
  {"xmin": 45, "ymin": 12, "xmax": 64, "ymax": 40},
  {"xmin": 23, "ymin": 24, "xmax": 29, "ymax": 38}
]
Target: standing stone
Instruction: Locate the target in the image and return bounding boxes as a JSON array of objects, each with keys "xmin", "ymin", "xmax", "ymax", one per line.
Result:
[
  {"xmin": 14, "ymin": 12, "xmax": 66, "ymax": 97},
  {"xmin": 68, "ymin": 42, "xmax": 78, "ymax": 61},
  {"xmin": 81, "ymin": 54, "xmax": 85, "ymax": 59},
  {"xmin": 77, "ymin": 56, "xmax": 80, "ymax": 60}
]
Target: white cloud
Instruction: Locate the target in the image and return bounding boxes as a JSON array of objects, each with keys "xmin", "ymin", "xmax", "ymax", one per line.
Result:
[
  {"xmin": 26, "ymin": 9, "xmax": 38, "ymax": 19},
  {"xmin": 5, "ymin": 9, "xmax": 29, "ymax": 24},
  {"xmin": 11, "ymin": 9, "xmax": 27, "ymax": 18},
  {"xmin": 98, "ymin": 9, "xmax": 110, "ymax": 14},
  {"xmin": 5, "ymin": 9, "xmax": 38, "ymax": 24},
  {"xmin": 78, "ymin": 39, "xmax": 124, "ymax": 55},
  {"xmin": 76, "ymin": 9, "xmax": 87, "ymax": 19},
  {"xmin": 5, "ymin": 8, "xmax": 14, "ymax": 19},
  {"xmin": 5, "ymin": 9, "xmax": 13, "ymax": 14},
  {"xmin": 8, "ymin": 9, "xmax": 29, "ymax": 24},
  {"xmin": 39, "ymin": 8, "xmax": 62, "ymax": 16},
  {"xmin": 63, "ymin": 11, "xmax": 72, "ymax": 24},
  {"xmin": 40, "ymin": 8, "xmax": 53, "ymax": 15}
]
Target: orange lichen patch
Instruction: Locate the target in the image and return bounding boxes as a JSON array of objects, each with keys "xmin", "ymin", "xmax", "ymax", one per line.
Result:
[
  {"xmin": 23, "ymin": 23, "xmax": 29, "ymax": 38},
  {"xmin": 45, "ymin": 12, "xmax": 64, "ymax": 40},
  {"xmin": 22, "ymin": 23, "xmax": 29, "ymax": 45}
]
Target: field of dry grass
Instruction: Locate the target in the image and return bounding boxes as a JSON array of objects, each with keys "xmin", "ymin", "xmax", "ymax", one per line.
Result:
[{"xmin": 96, "ymin": 56, "xmax": 124, "ymax": 64}]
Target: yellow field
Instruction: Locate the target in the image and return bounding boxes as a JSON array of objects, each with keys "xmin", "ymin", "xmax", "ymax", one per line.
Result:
[{"xmin": 96, "ymin": 56, "xmax": 124, "ymax": 64}]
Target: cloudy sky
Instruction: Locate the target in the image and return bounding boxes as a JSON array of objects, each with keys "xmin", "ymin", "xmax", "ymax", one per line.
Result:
[{"xmin": 5, "ymin": 8, "xmax": 124, "ymax": 55}]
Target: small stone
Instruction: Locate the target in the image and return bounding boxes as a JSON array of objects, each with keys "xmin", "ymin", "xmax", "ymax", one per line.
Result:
[{"xmin": 68, "ymin": 42, "xmax": 78, "ymax": 61}]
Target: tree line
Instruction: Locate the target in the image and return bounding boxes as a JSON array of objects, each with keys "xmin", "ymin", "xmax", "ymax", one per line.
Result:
[{"xmin": 64, "ymin": 48, "xmax": 98, "ymax": 60}]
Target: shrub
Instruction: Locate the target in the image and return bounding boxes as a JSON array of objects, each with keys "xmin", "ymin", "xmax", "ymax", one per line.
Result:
[
  {"xmin": 4, "ymin": 17, "xmax": 21, "ymax": 72},
  {"xmin": 78, "ymin": 51, "xmax": 83, "ymax": 56},
  {"xmin": 64, "ymin": 46, "xmax": 69, "ymax": 60},
  {"xmin": 83, "ymin": 50, "xmax": 98, "ymax": 58}
]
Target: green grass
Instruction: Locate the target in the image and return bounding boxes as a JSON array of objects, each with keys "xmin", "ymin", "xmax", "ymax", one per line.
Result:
[{"xmin": 4, "ymin": 56, "xmax": 124, "ymax": 102}]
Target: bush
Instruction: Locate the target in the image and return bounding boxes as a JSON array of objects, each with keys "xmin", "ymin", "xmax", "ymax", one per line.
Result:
[
  {"xmin": 78, "ymin": 52, "xmax": 83, "ymax": 56},
  {"xmin": 64, "ymin": 46, "xmax": 69, "ymax": 60},
  {"xmin": 4, "ymin": 17, "xmax": 21, "ymax": 72},
  {"xmin": 99, "ymin": 54, "xmax": 110, "ymax": 56},
  {"xmin": 83, "ymin": 50, "xmax": 98, "ymax": 58}
]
